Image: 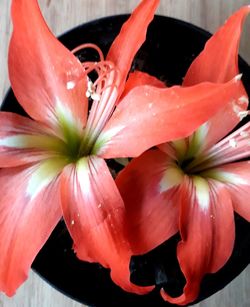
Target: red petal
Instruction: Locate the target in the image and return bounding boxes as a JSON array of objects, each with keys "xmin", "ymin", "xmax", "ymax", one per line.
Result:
[
  {"xmin": 161, "ymin": 178, "xmax": 235, "ymax": 305},
  {"xmin": 9, "ymin": 0, "xmax": 88, "ymax": 130},
  {"xmin": 107, "ymin": 0, "xmax": 160, "ymax": 95},
  {"xmin": 206, "ymin": 162, "xmax": 250, "ymax": 221},
  {"xmin": 0, "ymin": 112, "xmax": 65, "ymax": 167},
  {"xmin": 0, "ymin": 163, "xmax": 62, "ymax": 296},
  {"xmin": 184, "ymin": 7, "xmax": 250, "ymax": 150},
  {"xmin": 116, "ymin": 149, "xmax": 180, "ymax": 255},
  {"xmin": 60, "ymin": 156, "xmax": 153, "ymax": 294},
  {"xmin": 184, "ymin": 6, "xmax": 250, "ymax": 84},
  {"xmin": 97, "ymin": 78, "xmax": 243, "ymax": 158},
  {"xmin": 121, "ymin": 71, "xmax": 166, "ymax": 101}
]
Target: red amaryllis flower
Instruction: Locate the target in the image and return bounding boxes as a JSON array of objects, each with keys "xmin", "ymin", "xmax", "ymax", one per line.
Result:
[
  {"xmin": 0, "ymin": 0, "xmax": 245, "ymax": 297},
  {"xmin": 116, "ymin": 6, "xmax": 250, "ymax": 305}
]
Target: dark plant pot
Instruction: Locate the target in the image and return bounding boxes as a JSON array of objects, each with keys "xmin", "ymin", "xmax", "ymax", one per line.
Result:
[{"xmin": 2, "ymin": 15, "xmax": 250, "ymax": 307}]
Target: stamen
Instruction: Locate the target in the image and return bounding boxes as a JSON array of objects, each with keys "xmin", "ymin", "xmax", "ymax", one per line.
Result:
[
  {"xmin": 71, "ymin": 43, "xmax": 104, "ymax": 62},
  {"xmin": 79, "ymin": 60, "xmax": 121, "ymax": 154},
  {"xmin": 186, "ymin": 121, "xmax": 250, "ymax": 172},
  {"xmin": 86, "ymin": 79, "xmax": 101, "ymax": 101}
]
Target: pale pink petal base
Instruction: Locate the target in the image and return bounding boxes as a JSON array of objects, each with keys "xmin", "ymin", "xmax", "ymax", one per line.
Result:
[
  {"xmin": 0, "ymin": 164, "xmax": 62, "ymax": 296},
  {"xmin": 161, "ymin": 179, "xmax": 235, "ymax": 305},
  {"xmin": 207, "ymin": 162, "xmax": 250, "ymax": 221},
  {"xmin": 116, "ymin": 149, "xmax": 179, "ymax": 255},
  {"xmin": 60, "ymin": 156, "xmax": 153, "ymax": 295},
  {"xmin": 0, "ymin": 112, "xmax": 65, "ymax": 167},
  {"xmin": 9, "ymin": 0, "xmax": 88, "ymax": 129}
]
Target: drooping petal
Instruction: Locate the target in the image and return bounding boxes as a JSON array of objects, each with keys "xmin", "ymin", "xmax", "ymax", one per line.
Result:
[
  {"xmin": 96, "ymin": 77, "xmax": 243, "ymax": 158},
  {"xmin": 121, "ymin": 71, "xmax": 166, "ymax": 100},
  {"xmin": 9, "ymin": 0, "xmax": 88, "ymax": 131},
  {"xmin": 60, "ymin": 156, "xmax": 153, "ymax": 294},
  {"xmin": 203, "ymin": 162, "xmax": 250, "ymax": 221},
  {"xmin": 161, "ymin": 178, "xmax": 235, "ymax": 305},
  {"xmin": 116, "ymin": 149, "xmax": 180, "ymax": 255},
  {"xmin": 184, "ymin": 7, "xmax": 250, "ymax": 150},
  {"xmin": 107, "ymin": 0, "xmax": 160, "ymax": 95},
  {"xmin": 0, "ymin": 161, "xmax": 63, "ymax": 296},
  {"xmin": 0, "ymin": 112, "xmax": 67, "ymax": 167}
]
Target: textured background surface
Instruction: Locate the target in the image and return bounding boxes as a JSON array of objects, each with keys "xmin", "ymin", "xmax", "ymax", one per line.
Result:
[{"xmin": 0, "ymin": 0, "xmax": 250, "ymax": 306}]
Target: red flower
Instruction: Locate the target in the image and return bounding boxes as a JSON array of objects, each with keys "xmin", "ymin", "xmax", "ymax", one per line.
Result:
[
  {"xmin": 0, "ymin": 0, "xmax": 245, "ymax": 297},
  {"xmin": 116, "ymin": 6, "xmax": 250, "ymax": 305}
]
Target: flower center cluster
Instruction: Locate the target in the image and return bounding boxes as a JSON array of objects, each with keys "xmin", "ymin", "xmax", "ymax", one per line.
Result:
[{"xmin": 169, "ymin": 120, "xmax": 250, "ymax": 182}]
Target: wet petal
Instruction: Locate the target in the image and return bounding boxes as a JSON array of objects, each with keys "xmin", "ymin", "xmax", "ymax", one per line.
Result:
[
  {"xmin": 204, "ymin": 162, "xmax": 250, "ymax": 221},
  {"xmin": 96, "ymin": 78, "xmax": 243, "ymax": 158},
  {"xmin": 107, "ymin": 0, "xmax": 160, "ymax": 95},
  {"xmin": 116, "ymin": 149, "xmax": 180, "ymax": 255},
  {"xmin": 184, "ymin": 7, "xmax": 250, "ymax": 150},
  {"xmin": 60, "ymin": 156, "xmax": 153, "ymax": 294},
  {"xmin": 0, "ymin": 112, "xmax": 66, "ymax": 167},
  {"xmin": 9, "ymin": 0, "xmax": 88, "ymax": 131},
  {"xmin": 0, "ymin": 162, "xmax": 62, "ymax": 296},
  {"xmin": 161, "ymin": 178, "xmax": 235, "ymax": 305}
]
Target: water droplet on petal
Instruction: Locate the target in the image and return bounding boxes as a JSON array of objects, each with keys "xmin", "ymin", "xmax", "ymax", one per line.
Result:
[
  {"xmin": 67, "ymin": 81, "xmax": 76, "ymax": 90},
  {"xmin": 238, "ymin": 110, "xmax": 249, "ymax": 121},
  {"xmin": 234, "ymin": 74, "xmax": 242, "ymax": 82}
]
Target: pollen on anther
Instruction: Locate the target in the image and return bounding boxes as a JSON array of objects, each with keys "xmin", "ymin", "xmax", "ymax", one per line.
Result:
[
  {"xmin": 238, "ymin": 96, "xmax": 249, "ymax": 105},
  {"xmin": 91, "ymin": 93, "xmax": 101, "ymax": 101},
  {"xmin": 240, "ymin": 131, "xmax": 249, "ymax": 138},
  {"xmin": 229, "ymin": 138, "xmax": 237, "ymax": 148}
]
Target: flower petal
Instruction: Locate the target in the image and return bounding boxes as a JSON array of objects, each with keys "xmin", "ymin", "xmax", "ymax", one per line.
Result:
[
  {"xmin": 184, "ymin": 7, "xmax": 250, "ymax": 150},
  {"xmin": 0, "ymin": 112, "xmax": 66, "ymax": 167},
  {"xmin": 184, "ymin": 6, "xmax": 250, "ymax": 85},
  {"xmin": 0, "ymin": 162, "xmax": 62, "ymax": 296},
  {"xmin": 121, "ymin": 71, "xmax": 166, "ymax": 100},
  {"xmin": 116, "ymin": 149, "xmax": 180, "ymax": 255},
  {"xmin": 107, "ymin": 0, "xmax": 160, "ymax": 95},
  {"xmin": 9, "ymin": 0, "xmax": 88, "ymax": 131},
  {"xmin": 161, "ymin": 178, "xmax": 235, "ymax": 305},
  {"xmin": 60, "ymin": 156, "xmax": 153, "ymax": 294},
  {"xmin": 96, "ymin": 78, "xmax": 243, "ymax": 158},
  {"xmin": 204, "ymin": 162, "xmax": 250, "ymax": 221}
]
